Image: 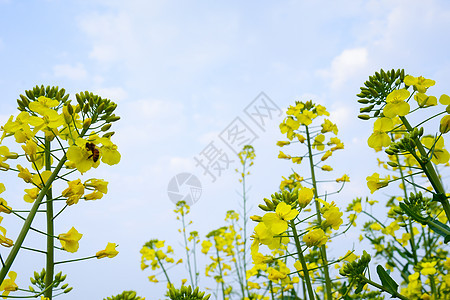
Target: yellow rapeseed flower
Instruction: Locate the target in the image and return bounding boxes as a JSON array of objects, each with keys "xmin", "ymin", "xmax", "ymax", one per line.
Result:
[
  {"xmin": 383, "ymin": 89, "xmax": 410, "ymax": 118},
  {"xmin": 58, "ymin": 227, "xmax": 83, "ymax": 253},
  {"xmin": 262, "ymin": 202, "xmax": 299, "ymax": 234}
]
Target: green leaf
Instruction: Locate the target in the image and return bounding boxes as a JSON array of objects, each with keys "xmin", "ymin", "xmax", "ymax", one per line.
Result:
[
  {"xmin": 427, "ymin": 219, "xmax": 450, "ymax": 243},
  {"xmin": 376, "ymin": 265, "xmax": 399, "ymax": 297}
]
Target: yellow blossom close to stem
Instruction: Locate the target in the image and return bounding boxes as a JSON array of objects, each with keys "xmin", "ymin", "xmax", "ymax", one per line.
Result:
[
  {"xmin": 303, "ymin": 228, "xmax": 327, "ymax": 247},
  {"xmin": 383, "ymin": 89, "xmax": 410, "ymax": 118},
  {"xmin": 58, "ymin": 227, "xmax": 83, "ymax": 253},
  {"xmin": 0, "ymin": 271, "xmax": 18, "ymax": 299},
  {"xmin": 262, "ymin": 202, "xmax": 299, "ymax": 234},
  {"xmin": 96, "ymin": 242, "xmax": 119, "ymax": 259}
]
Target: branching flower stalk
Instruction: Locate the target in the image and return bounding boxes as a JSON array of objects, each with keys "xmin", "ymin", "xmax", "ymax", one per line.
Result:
[
  {"xmin": 356, "ymin": 69, "xmax": 450, "ymax": 298},
  {"xmin": 0, "ymin": 86, "xmax": 121, "ymax": 299},
  {"xmin": 304, "ymin": 125, "xmax": 333, "ymax": 300},
  {"xmin": 236, "ymin": 145, "xmax": 255, "ymax": 298},
  {"xmin": 176, "ymin": 201, "xmax": 198, "ymax": 288},
  {"xmin": 249, "ymin": 100, "xmax": 350, "ymax": 299}
]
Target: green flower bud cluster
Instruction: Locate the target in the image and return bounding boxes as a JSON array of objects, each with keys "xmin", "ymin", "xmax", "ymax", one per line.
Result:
[
  {"xmin": 167, "ymin": 285, "xmax": 211, "ymax": 300},
  {"xmin": 206, "ymin": 226, "xmax": 227, "ymax": 238},
  {"xmin": 339, "ymin": 251, "xmax": 371, "ymax": 277},
  {"xmin": 103, "ymin": 290, "xmax": 145, "ymax": 300},
  {"xmin": 357, "ymin": 69, "xmax": 404, "ymax": 120},
  {"xmin": 385, "ymin": 128, "xmax": 424, "ymax": 156},
  {"xmin": 398, "ymin": 192, "xmax": 431, "ymax": 224},
  {"xmin": 142, "ymin": 239, "xmax": 161, "ymax": 250},
  {"xmin": 18, "ymin": 85, "xmax": 69, "ymax": 111},
  {"xmin": 29, "ymin": 268, "xmax": 71, "ymax": 294},
  {"xmin": 258, "ymin": 189, "xmax": 298, "ymax": 212},
  {"xmin": 339, "ymin": 251, "xmax": 372, "ymax": 294},
  {"xmin": 75, "ymin": 91, "xmax": 119, "ymax": 123}
]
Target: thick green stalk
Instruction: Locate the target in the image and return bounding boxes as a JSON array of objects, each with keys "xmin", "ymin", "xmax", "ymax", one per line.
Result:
[
  {"xmin": 400, "ymin": 116, "xmax": 450, "ymax": 221},
  {"xmin": 214, "ymin": 241, "xmax": 226, "ymax": 300},
  {"xmin": 241, "ymin": 160, "xmax": 250, "ymax": 298},
  {"xmin": 0, "ymin": 154, "xmax": 67, "ymax": 283},
  {"xmin": 0, "ymin": 127, "xmax": 88, "ymax": 284},
  {"xmin": 395, "ymin": 153, "xmax": 418, "ymax": 265},
  {"xmin": 305, "ymin": 125, "xmax": 333, "ymax": 300},
  {"xmin": 44, "ymin": 140, "xmax": 54, "ymax": 299},
  {"xmin": 290, "ymin": 220, "xmax": 315, "ymax": 300}
]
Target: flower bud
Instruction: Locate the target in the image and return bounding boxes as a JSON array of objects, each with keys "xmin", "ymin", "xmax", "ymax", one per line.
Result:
[
  {"xmin": 385, "ymin": 149, "xmax": 395, "ymax": 155},
  {"xmin": 106, "ymin": 115, "xmax": 120, "ymax": 122},
  {"xmin": 101, "ymin": 124, "xmax": 112, "ymax": 132},
  {"xmin": 358, "ymin": 114, "xmax": 370, "ymax": 120},
  {"xmin": 258, "ymin": 204, "xmax": 271, "ymax": 211},
  {"xmin": 83, "ymin": 103, "xmax": 90, "ymax": 114},
  {"xmin": 97, "ymin": 102, "xmax": 105, "ymax": 113},
  {"xmin": 67, "ymin": 103, "xmax": 74, "ymax": 115},
  {"xmin": 387, "ymin": 161, "xmax": 398, "ymax": 167},
  {"xmin": 440, "ymin": 115, "xmax": 450, "ymax": 134},
  {"xmin": 250, "ymin": 215, "xmax": 262, "ymax": 222},
  {"xmin": 360, "ymin": 105, "xmax": 374, "ymax": 113},
  {"xmin": 83, "ymin": 118, "xmax": 92, "ymax": 129}
]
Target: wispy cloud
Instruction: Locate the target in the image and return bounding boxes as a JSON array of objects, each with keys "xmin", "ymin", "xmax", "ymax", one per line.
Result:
[
  {"xmin": 317, "ymin": 48, "xmax": 369, "ymax": 90},
  {"xmin": 53, "ymin": 63, "xmax": 88, "ymax": 80}
]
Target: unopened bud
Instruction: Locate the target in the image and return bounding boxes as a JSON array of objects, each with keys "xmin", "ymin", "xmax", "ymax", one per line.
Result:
[
  {"xmin": 258, "ymin": 204, "xmax": 271, "ymax": 211},
  {"xmin": 385, "ymin": 149, "xmax": 395, "ymax": 155},
  {"xmin": 67, "ymin": 103, "xmax": 74, "ymax": 115},
  {"xmin": 440, "ymin": 115, "xmax": 450, "ymax": 134},
  {"xmin": 101, "ymin": 124, "xmax": 112, "ymax": 132},
  {"xmin": 250, "ymin": 215, "xmax": 262, "ymax": 222},
  {"xmin": 358, "ymin": 114, "xmax": 370, "ymax": 120},
  {"xmin": 83, "ymin": 103, "xmax": 90, "ymax": 114},
  {"xmin": 387, "ymin": 161, "xmax": 398, "ymax": 167},
  {"xmin": 83, "ymin": 118, "xmax": 92, "ymax": 129}
]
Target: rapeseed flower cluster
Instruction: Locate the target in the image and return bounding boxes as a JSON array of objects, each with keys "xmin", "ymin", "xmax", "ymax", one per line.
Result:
[{"xmin": 0, "ymin": 86, "xmax": 121, "ymax": 298}]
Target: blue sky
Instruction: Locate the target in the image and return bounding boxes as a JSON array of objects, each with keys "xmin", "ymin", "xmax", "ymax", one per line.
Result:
[{"xmin": 1, "ymin": 0, "xmax": 450, "ymax": 299}]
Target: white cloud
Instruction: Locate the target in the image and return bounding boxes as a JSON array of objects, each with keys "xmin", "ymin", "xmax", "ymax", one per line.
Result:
[
  {"xmin": 53, "ymin": 63, "xmax": 87, "ymax": 80},
  {"xmin": 93, "ymin": 86, "xmax": 128, "ymax": 102},
  {"xmin": 317, "ymin": 48, "xmax": 368, "ymax": 90},
  {"xmin": 77, "ymin": 12, "xmax": 139, "ymax": 64},
  {"xmin": 329, "ymin": 105, "xmax": 353, "ymax": 129},
  {"xmin": 116, "ymin": 98, "xmax": 186, "ymax": 147}
]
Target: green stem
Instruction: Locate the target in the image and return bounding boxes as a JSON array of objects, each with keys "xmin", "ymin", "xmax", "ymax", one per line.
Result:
[
  {"xmin": 54, "ymin": 255, "xmax": 97, "ymax": 265},
  {"xmin": 0, "ymin": 128, "xmax": 88, "ymax": 285},
  {"xmin": 156, "ymin": 255, "xmax": 172, "ymax": 286},
  {"xmin": 363, "ymin": 276, "xmax": 409, "ymax": 300},
  {"xmin": 181, "ymin": 211, "xmax": 195, "ymax": 288},
  {"xmin": 44, "ymin": 139, "xmax": 54, "ymax": 300},
  {"xmin": 0, "ymin": 154, "xmax": 67, "ymax": 284},
  {"xmin": 214, "ymin": 240, "xmax": 226, "ymax": 300},
  {"xmin": 305, "ymin": 125, "xmax": 332, "ymax": 300},
  {"xmin": 395, "ymin": 152, "xmax": 418, "ymax": 265},
  {"xmin": 400, "ymin": 116, "xmax": 450, "ymax": 221},
  {"xmin": 241, "ymin": 159, "xmax": 250, "ymax": 298},
  {"xmin": 290, "ymin": 220, "xmax": 315, "ymax": 300},
  {"xmin": 430, "ymin": 275, "xmax": 437, "ymax": 296}
]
